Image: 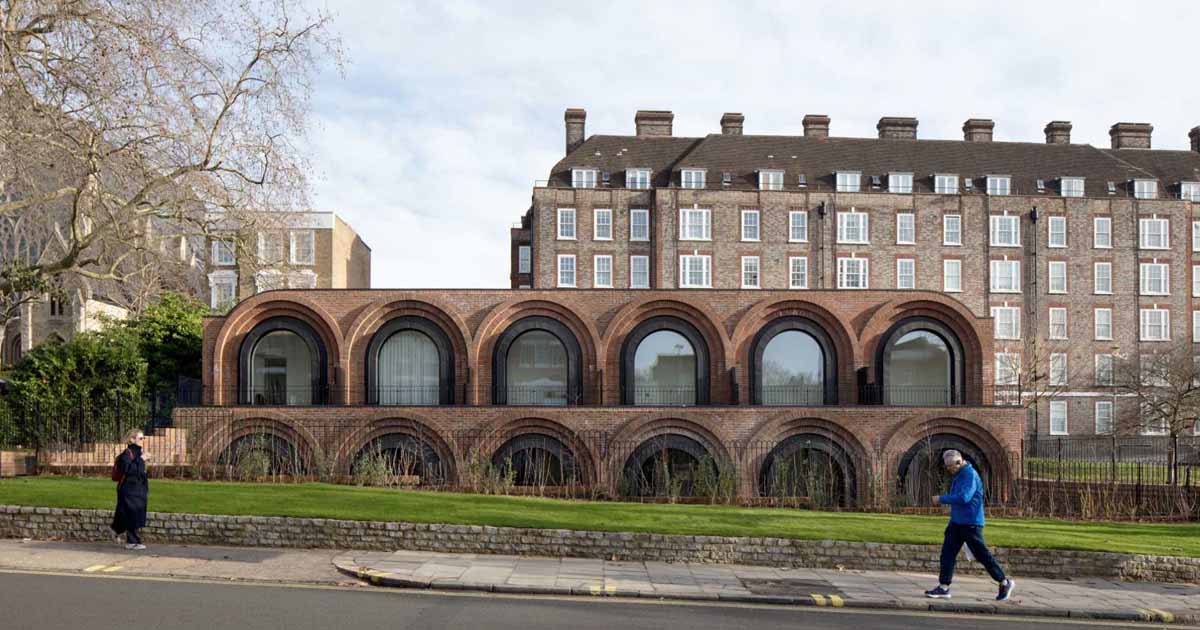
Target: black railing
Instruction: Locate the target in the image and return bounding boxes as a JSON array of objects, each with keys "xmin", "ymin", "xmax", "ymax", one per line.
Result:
[
  {"xmin": 857, "ymin": 385, "xmax": 957, "ymax": 406},
  {"xmin": 632, "ymin": 387, "xmax": 697, "ymax": 406},
  {"xmin": 504, "ymin": 386, "xmax": 570, "ymax": 406},
  {"xmin": 1024, "ymin": 434, "xmax": 1200, "ymax": 486},
  {"xmin": 760, "ymin": 385, "xmax": 825, "ymax": 406}
]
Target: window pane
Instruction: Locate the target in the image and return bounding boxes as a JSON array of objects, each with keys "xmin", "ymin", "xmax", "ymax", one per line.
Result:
[
  {"xmin": 885, "ymin": 330, "xmax": 950, "ymax": 405},
  {"xmin": 378, "ymin": 330, "xmax": 439, "ymax": 405},
  {"xmin": 250, "ymin": 330, "xmax": 313, "ymax": 405},
  {"xmin": 761, "ymin": 330, "xmax": 824, "ymax": 405},
  {"xmin": 507, "ymin": 330, "xmax": 568, "ymax": 405},
  {"xmin": 634, "ymin": 330, "xmax": 696, "ymax": 405}
]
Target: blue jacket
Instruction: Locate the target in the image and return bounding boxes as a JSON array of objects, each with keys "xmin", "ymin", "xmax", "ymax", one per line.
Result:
[{"xmin": 939, "ymin": 462, "xmax": 985, "ymax": 526}]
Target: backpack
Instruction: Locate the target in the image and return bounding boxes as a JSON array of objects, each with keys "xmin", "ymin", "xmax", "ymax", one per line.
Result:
[{"xmin": 111, "ymin": 448, "xmax": 132, "ymax": 483}]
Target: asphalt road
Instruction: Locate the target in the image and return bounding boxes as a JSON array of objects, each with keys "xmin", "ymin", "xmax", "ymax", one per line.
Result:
[{"xmin": 0, "ymin": 571, "xmax": 1176, "ymax": 630}]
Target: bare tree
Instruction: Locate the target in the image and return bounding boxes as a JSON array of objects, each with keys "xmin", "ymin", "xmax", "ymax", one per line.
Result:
[
  {"xmin": 0, "ymin": 0, "xmax": 342, "ymax": 323},
  {"xmin": 1112, "ymin": 342, "xmax": 1200, "ymax": 484},
  {"xmin": 993, "ymin": 336, "xmax": 1082, "ymax": 434}
]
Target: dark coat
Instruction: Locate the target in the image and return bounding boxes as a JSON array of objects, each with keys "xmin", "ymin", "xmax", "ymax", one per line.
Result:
[{"xmin": 111, "ymin": 443, "xmax": 148, "ymax": 533}]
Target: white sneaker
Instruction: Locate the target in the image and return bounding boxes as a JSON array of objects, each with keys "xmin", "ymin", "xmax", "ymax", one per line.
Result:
[{"xmin": 125, "ymin": 543, "xmax": 146, "ymax": 550}]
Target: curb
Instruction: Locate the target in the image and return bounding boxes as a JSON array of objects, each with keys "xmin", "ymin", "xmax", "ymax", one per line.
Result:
[{"xmin": 334, "ymin": 562, "xmax": 1190, "ymax": 625}]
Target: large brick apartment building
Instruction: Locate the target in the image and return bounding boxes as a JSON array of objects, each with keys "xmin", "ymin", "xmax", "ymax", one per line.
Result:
[{"xmin": 513, "ymin": 109, "xmax": 1200, "ymax": 438}]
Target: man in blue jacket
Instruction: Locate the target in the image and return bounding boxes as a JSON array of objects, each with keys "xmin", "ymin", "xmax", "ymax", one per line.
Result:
[{"xmin": 924, "ymin": 449, "xmax": 1015, "ymax": 601}]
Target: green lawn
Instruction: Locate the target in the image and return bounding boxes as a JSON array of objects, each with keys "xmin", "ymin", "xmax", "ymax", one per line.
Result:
[{"xmin": 2, "ymin": 476, "xmax": 1198, "ymax": 557}]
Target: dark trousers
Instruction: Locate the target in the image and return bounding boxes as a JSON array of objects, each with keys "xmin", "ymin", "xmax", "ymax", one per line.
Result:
[
  {"xmin": 939, "ymin": 523, "xmax": 1005, "ymax": 585},
  {"xmin": 126, "ymin": 529, "xmax": 142, "ymax": 545}
]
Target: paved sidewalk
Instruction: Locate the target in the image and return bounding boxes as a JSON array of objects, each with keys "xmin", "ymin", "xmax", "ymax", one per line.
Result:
[{"xmin": 334, "ymin": 549, "xmax": 1200, "ymax": 625}]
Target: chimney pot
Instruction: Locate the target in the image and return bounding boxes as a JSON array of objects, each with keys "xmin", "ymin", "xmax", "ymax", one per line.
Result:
[
  {"xmin": 1189, "ymin": 126, "xmax": 1200, "ymax": 153},
  {"xmin": 877, "ymin": 116, "xmax": 918, "ymax": 140},
  {"xmin": 962, "ymin": 118, "xmax": 994, "ymax": 142},
  {"xmin": 720, "ymin": 112, "xmax": 744, "ymax": 135},
  {"xmin": 564, "ymin": 108, "xmax": 586, "ymax": 155},
  {"xmin": 634, "ymin": 110, "xmax": 673, "ymax": 137},
  {"xmin": 1109, "ymin": 122, "xmax": 1153, "ymax": 149},
  {"xmin": 802, "ymin": 114, "xmax": 830, "ymax": 138},
  {"xmin": 1044, "ymin": 121, "xmax": 1072, "ymax": 145}
]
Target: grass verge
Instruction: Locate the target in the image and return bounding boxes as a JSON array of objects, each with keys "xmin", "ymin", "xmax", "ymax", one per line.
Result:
[{"xmin": 2, "ymin": 476, "xmax": 1198, "ymax": 557}]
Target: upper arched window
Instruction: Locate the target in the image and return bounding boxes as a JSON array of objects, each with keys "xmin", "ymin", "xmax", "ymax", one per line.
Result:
[
  {"xmin": 751, "ymin": 317, "xmax": 838, "ymax": 405},
  {"xmin": 876, "ymin": 318, "xmax": 964, "ymax": 406},
  {"xmin": 493, "ymin": 316, "xmax": 582, "ymax": 405},
  {"xmin": 366, "ymin": 316, "xmax": 455, "ymax": 405},
  {"xmin": 238, "ymin": 317, "xmax": 328, "ymax": 405},
  {"xmin": 621, "ymin": 316, "xmax": 710, "ymax": 405}
]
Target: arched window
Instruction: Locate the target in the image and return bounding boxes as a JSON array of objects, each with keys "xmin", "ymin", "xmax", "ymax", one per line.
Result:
[
  {"xmin": 238, "ymin": 317, "xmax": 327, "ymax": 405},
  {"xmin": 621, "ymin": 316, "xmax": 710, "ymax": 405},
  {"xmin": 751, "ymin": 317, "xmax": 838, "ymax": 405},
  {"xmin": 492, "ymin": 433, "xmax": 579, "ymax": 486},
  {"xmin": 759, "ymin": 434, "xmax": 856, "ymax": 507},
  {"xmin": 493, "ymin": 316, "xmax": 582, "ymax": 405},
  {"xmin": 876, "ymin": 318, "xmax": 964, "ymax": 406},
  {"xmin": 620, "ymin": 434, "xmax": 722, "ymax": 497},
  {"xmin": 366, "ymin": 317, "xmax": 455, "ymax": 405}
]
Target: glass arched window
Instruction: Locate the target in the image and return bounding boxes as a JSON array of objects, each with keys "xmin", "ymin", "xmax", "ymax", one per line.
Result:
[
  {"xmin": 507, "ymin": 330, "xmax": 568, "ymax": 405},
  {"xmin": 877, "ymin": 318, "xmax": 963, "ymax": 406},
  {"xmin": 634, "ymin": 330, "xmax": 696, "ymax": 405},
  {"xmin": 250, "ymin": 330, "xmax": 314, "ymax": 405},
  {"xmin": 761, "ymin": 331, "xmax": 825, "ymax": 405},
  {"xmin": 378, "ymin": 330, "xmax": 439, "ymax": 405}
]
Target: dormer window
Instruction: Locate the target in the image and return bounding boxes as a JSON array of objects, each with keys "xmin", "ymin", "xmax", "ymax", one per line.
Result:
[
  {"xmin": 1133, "ymin": 179, "xmax": 1158, "ymax": 200},
  {"xmin": 626, "ymin": 168, "xmax": 651, "ymax": 190},
  {"xmin": 1061, "ymin": 177, "xmax": 1085, "ymax": 198},
  {"xmin": 1181, "ymin": 181, "xmax": 1200, "ymax": 202},
  {"xmin": 986, "ymin": 175, "xmax": 1011, "ymax": 196},
  {"xmin": 934, "ymin": 174, "xmax": 959, "ymax": 194},
  {"xmin": 759, "ymin": 169, "xmax": 784, "ymax": 191},
  {"xmin": 681, "ymin": 169, "xmax": 706, "ymax": 189},
  {"xmin": 572, "ymin": 168, "xmax": 598, "ymax": 188},
  {"xmin": 889, "ymin": 172, "xmax": 913, "ymax": 193},
  {"xmin": 836, "ymin": 171, "xmax": 861, "ymax": 192}
]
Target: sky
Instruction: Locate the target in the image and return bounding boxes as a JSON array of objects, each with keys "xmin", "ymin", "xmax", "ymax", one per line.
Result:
[{"xmin": 300, "ymin": 0, "xmax": 1200, "ymax": 289}]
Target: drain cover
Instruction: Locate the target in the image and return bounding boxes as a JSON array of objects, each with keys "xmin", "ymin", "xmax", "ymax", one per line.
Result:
[{"xmin": 741, "ymin": 578, "xmax": 842, "ymax": 596}]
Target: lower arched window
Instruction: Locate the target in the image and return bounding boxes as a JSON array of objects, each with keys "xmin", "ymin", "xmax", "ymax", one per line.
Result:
[
  {"xmin": 238, "ymin": 317, "xmax": 327, "ymax": 405},
  {"xmin": 876, "ymin": 318, "xmax": 964, "ymax": 406}
]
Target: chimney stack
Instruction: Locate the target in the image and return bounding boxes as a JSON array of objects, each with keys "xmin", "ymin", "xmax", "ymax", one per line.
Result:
[
  {"xmin": 720, "ymin": 112, "xmax": 744, "ymax": 135},
  {"xmin": 877, "ymin": 116, "xmax": 918, "ymax": 140},
  {"xmin": 962, "ymin": 118, "xmax": 994, "ymax": 143},
  {"xmin": 564, "ymin": 108, "xmax": 586, "ymax": 154},
  {"xmin": 802, "ymin": 114, "xmax": 830, "ymax": 138},
  {"xmin": 634, "ymin": 110, "xmax": 673, "ymax": 137},
  {"xmin": 1190, "ymin": 126, "xmax": 1200, "ymax": 153},
  {"xmin": 1044, "ymin": 121, "xmax": 1072, "ymax": 145},
  {"xmin": 1109, "ymin": 122, "xmax": 1153, "ymax": 149}
]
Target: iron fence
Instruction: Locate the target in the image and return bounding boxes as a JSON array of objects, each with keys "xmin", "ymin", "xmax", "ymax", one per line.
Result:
[{"xmin": 1023, "ymin": 434, "xmax": 1200, "ymax": 486}]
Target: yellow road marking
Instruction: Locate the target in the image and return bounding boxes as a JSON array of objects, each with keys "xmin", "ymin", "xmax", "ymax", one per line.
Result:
[
  {"xmin": 83, "ymin": 565, "xmax": 107, "ymax": 573},
  {"xmin": 828, "ymin": 595, "xmax": 844, "ymax": 608},
  {"xmin": 589, "ymin": 585, "xmax": 602, "ymax": 595},
  {"xmin": 101, "ymin": 566, "xmax": 123, "ymax": 573},
  {"xmin": 1148, "ymin": 608, "xmax": 1174, "ymax": 623},
  {"xmin": 810, "ymin": 593, "xmax": 826, "ymax": 606}
]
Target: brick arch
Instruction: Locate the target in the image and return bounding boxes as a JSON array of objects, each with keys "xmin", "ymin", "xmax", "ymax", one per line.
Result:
[
  {"xmin": 330, "ymin": 415, "xmax": 455, "ymax": 481},
  {"xmin": 211, "ymin": 294, "xmax": 345, "ymax": 405},
  {"xmin": 192, "ymin": 412, "xmax": 319, "ymax": 469},
  {"xmin": 881, "ymin": 413, "xmax": 1014, "ymax": 501},
  {"xmin": 473, "ymin": 299, "xmax": 600, "ymax": 405},
  {"xmin": 467, "ymin": 415, "xmax": 598, "ymax": 485},
  {"xmin": 859, "ymin": 296, "xmax": 989, "ymax": 405},
  {"xmin": 731, "ymin": 299, "xmax": 860, "ymax": 406},
  {"xmin": 606, "ymin": 414, "xmax": 731, "ymax": 468},
  {"xmin": 742, "ymin": 414, "xmax": 870, "ymax": 501},
  {"xmin": 600, "ymin": 298, "xmax": 730, "ymax": 405},
  {"xmin": 344, "ymin": 299, "xmax": 472, "ymax": 405}
]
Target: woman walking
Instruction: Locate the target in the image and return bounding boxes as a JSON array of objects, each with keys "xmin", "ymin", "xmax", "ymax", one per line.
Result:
[{"xmin": 111, "ymin": 429, "xmax": 150, "ymax": 550}]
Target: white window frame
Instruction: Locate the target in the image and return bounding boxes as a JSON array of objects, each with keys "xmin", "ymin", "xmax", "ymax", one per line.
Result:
[
  {"xmin": 992, "ymin": 306, "xmax": 1021, "ymax": 340},
  {"xmin": 1139, "ymin": 217, "xmax": 1169, "ymax": 249},
  {"xmin": 836, "ymin": 171, "xmax": 861, "ymax": 193},
  {"xmin": 1061, "ymin": 177, "xmax": 1085, "ymax": 198},
  {"xmin": 1048, "ymin": 261, "xmax": 1067, "ymax": 293},
  {"xmin": 741, "ymin": 209, "xmax": 761, "ymax": 241},
  {"xmin": 943, "ymin": 214, "xmax": 962, "ymax": 245},
  {"xmin": 630, "ymin": 255, "xmax": 649, "ymax": 289},
  {"xmin": 889, "ymin": 172, "xmax": 913, "ymax": 193},
  {"xmin": 1139, "ymin": 308, "xmax": 1170, "ymax": 341},
  {"xmin": 1050, "ymin": 353, "xmax": 1068, "ymax": 386},
  {"xmin": 1139, "ymin": 262, "xmax": 1170, "ymax": 296},
  {"xmin": 741, "ymin": 256, "xmax": 760, "ymax": 289},
  {"xmin": 1182, "ymin": 181, "xmax": 1200, "ymax": 202},
  {"xmin": 896, "ymin": 213, "xmax": 915, "ymax": 245},
  {"xmin": 896, "ymin": 258, "xmax": 915, "ymax": 289},
  {"xmin": 1193, "ymin": 220, "xmax": 1200, "ymax": 252},
  {"xmin": 557, "ymin": 208, "xmax": 576, "ymax": 240},
  {"xmin": 789, "ymin": 257, "xmax": 809, "ymax": 289},
  {"xmin": 1049, "ymin": 307, "xmax": 1068, "ymax": 340},
  {"xmin": 758, "ymin": 170, "xmax": 784, "ymax": 191},
  {"xmin": 1095, "ymin": 401, "xmax": 1114, "ymax": 434},
  {"xmin": 1094, "ymin": 262, "xmax": 1112, "ymax": 294},
  {"xmin": 1049, "ymin": 400, "xmax": 1068, "ymax": 435},
  {"xmin": 1047, "ymin": 216, "xmax": 1067, "ymax": 248},
  {"xmin": 995, "ymin": 353, "xmax": 1020, "ymax": 386},
  {"xmin": 518, "ymin": 245, "xmax": 531, "ymax": 274},
  {"xmin": 207, "ymin": 270, "xmax": 238, "ymax": 310},
  {"xmin": 943, "ymin": 259, "xmax": 962, "ymax": 292},
  {"xmin": 1133, "ymin": 179, "xmax": 1158, "ymax": 200},
  {"xmin": 986, "ymin": 175, "xmax": 1012, "ymax": 196},
  {"xmin": 289, "ymin": 230, "xmax": 315, "ymax": 265},
  {"xmin": 681, "ymin": 169, "xmax": 706, "ymax": 189},
  {"xmin": 630, "ymin": 209, "xmax": 650, "ymax": 241},
  {"xmin": 934, "ymin": 174, "xmax": 959, "ymax": 194},
  {"xmin": 557, "ymin": 254, "xmax": 576, "ymax": 288},
  {"xmin": 1093, "ymin": 217, "xmax": 1112, "ymax": 249},
  {"xmin": 679, "ymin": 206, "xmax": 711, "ymax": 241},
  {"xmin": 1194, "ymin": 265, "xmax": 1200, "ymax": 297},
  {"xmin": 593, "ymin": 209, "xmax": 613, "ymax": 241},
  {"xmin": 1194, "ymin": 311, "xmax": 1200, "ymax": 343},
  {"xmin": 257, "ymin": 232, "xmax": 284, "ymax": 265},
  {"xmin": 572, "ymin": 168, "xmax": 598, "ymax": 189},
  {"xmin": 1095, "ymin": 355, "xmax": 1114, "ymax": 387},
  {"xmin": 836, "ymin": 257, "xmax": 869, "ymax": 289},
  {"xmin": 211, "ymin": 239, "xmax": 236, "ymax": 266},
  {"xmin": 789, "ymin": 210, "xmax": 808, "ymax": 242},
  {"xmin": 593, "ymin": 255, "xmax": 613, "ymax": 288},
  {"xmin": 837, "ymin": 210, "xmax": 869, "ymax": 244},
  {"xmin": 253, "ymin": 269, "xmax": 284, "ymax": 294},
  {"xmin": 626, "ymin": 168, "xmax": 651, "ymax": 190},
  {"xmin": 1094, "ymin": 308, "xmax": 1113, "ymax": 341},
  {"xmin": 288, "ymin": 269, "xmax": 317, "ymax": 289},
  {"xmin": 990, "ymin": 215, "xmax": 1020, "ymax": 247},
  {"xmin": 990, "ymin": 260, "xmax": 1021, "ymax": 293},
  {"xmin": 679, "ymin": 254, "xmax": 712, "ymax": 288}
]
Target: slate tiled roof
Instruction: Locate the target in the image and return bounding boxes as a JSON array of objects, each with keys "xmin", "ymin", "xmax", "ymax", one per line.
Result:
[{"xmin": 548, "ymin": 135, "xmax": 702, "ymax": 188}]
